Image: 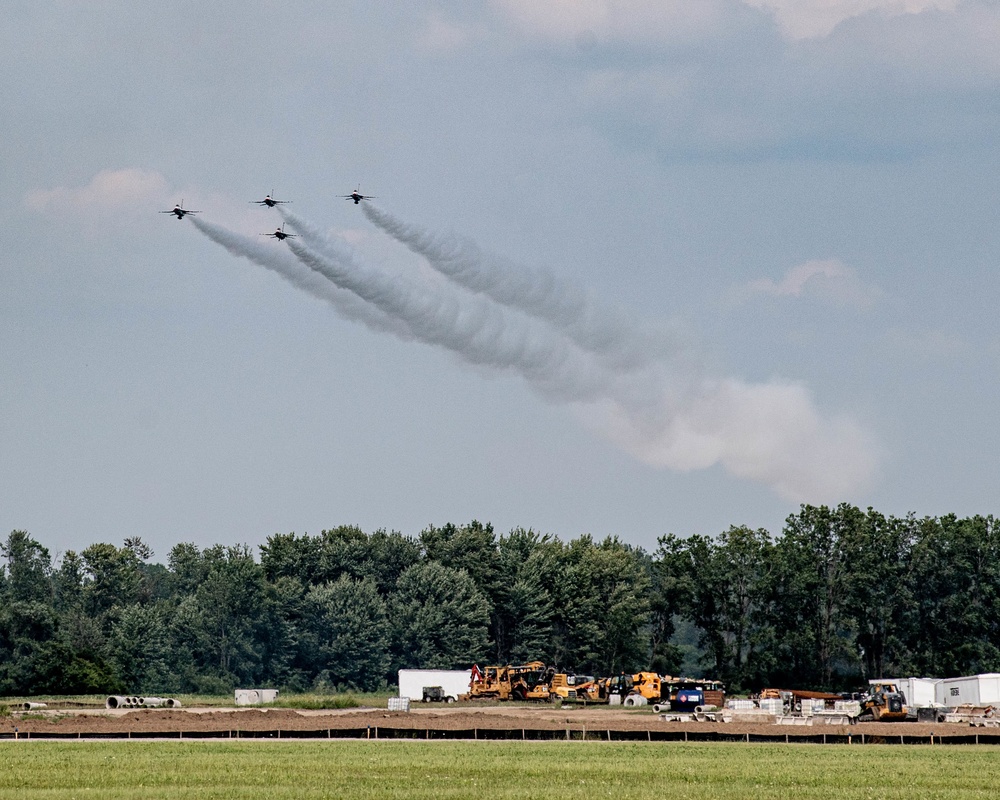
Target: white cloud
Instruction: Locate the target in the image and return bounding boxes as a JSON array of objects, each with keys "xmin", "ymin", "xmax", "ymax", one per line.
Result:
[
  {"xmin": 492, "ymin": 0, "xmax": 731, "ymax": 44},
  {"xmin": 588, "ymin": 376, "xmax": 880, "ymax": 502},
  {"xmin": 742, "ymin": 0, "xmax": 959, "ymax": 39},
  {"xmin": 494, "ymin": 0, "xmax": 961, "ymax": 42},
  {"xmin": 491, "ymin": 1, "xmax": 1000, "ymax": 161},
  {"xmin": 734, "ymin": 259, "xmax": 879, "ymax": 309},
  {"xmin": 26, "ymin": 168, "xmax": 169, "ymax": 213}
]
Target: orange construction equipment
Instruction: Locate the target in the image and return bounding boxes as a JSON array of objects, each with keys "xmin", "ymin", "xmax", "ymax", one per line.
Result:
[
  {"xmin": 549, "ymin": 673, "xmax": 602, "ymax": 703},
  {"xmin": 860, "ymin": 682, "xmax": 908, "ymax": 722},
  {"xmin": 464, "ymin": 661, "xmax": 553, "ymax": 701},
  {"xmin": 604, "ymin": 671, "xmax": 665, "ymax": 705}
]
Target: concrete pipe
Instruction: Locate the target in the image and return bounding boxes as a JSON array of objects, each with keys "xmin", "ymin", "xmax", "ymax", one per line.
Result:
[
  {"xmin": 141, "ymin": 697, "xmax": 168, "ymax": 708},
  {"xmin": 165, "ymin": 698, "xmax": 182, "ymax": 708},
  {"xmin": 695, "ymin": 705, "xmax": 718, "ymax": 713},
  {"xmin": 106, "ymin": 695, "xmax": 129, "ymax": 709},
  {"xmin": 21, "ymin": 702, "xmax": 48, "ymax": 710},
  {"xmin": 652, "ymin": 703, "xmax": 666, "ymax": 713}
]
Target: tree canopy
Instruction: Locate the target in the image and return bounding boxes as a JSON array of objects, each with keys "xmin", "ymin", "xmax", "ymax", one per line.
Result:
[{"xmin": 2, "ymin": 507, "xmax": 1000, "ymax": 695}]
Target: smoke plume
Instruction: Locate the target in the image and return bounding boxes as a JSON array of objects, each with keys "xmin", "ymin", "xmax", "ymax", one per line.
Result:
[
  {"xmin": 195, "ymin": 207, "xmax": 879, "ymax": 503},
  {"xmin": 190, "ymin": 216, "xmax": 413, "ymax": 340},
  {"xmin": 362, "ymin": 203, "xmax": 670, "ymax": 370},
  {"xmin": 277, "ymin": 210, "xmax": 614, "ymax": 402}
]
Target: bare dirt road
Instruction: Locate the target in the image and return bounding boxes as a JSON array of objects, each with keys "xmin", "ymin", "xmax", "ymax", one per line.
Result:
[{"xmin": 3, "ymin": 704, "xmax": 995, "ymax": 742}]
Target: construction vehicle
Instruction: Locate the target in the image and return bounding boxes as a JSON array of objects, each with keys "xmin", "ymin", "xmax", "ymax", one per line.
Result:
[
  {"xmin": 604, "ymin": 672, "xmax": 665, "ymax": 706},
  {"xmin": 662, "ymin": 679, "xmax": 726, "ymax": 712},
  {"xmin": 549, "ymin": 673, "xmax": 602, "ymax": 703},
  {"xmin": 463, "ymin": 661, "xmax": 553, "ymax": 701},
  {"xmin": 421, "ymin": 686, "xmax": 456, "ymax": 703},
  {"xmin": 859, "ymin": 682, "xmax": 908, "ymax": 722}
]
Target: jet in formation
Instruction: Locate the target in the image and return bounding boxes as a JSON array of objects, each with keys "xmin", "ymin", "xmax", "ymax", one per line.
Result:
[
  {"xmin": 261, "ymin": 223, "xmax": 296, "ymax": 241},
  {"xmin": 341, "ymin": 185, "xmax": 375, "ymax": 204},
  {"xmin": 161, "ymin": 201, "xmax": 199, "ymax": 219},
  {"xmin": 251, "ymin": 193, "xmax": 290, "ymax": 207}
]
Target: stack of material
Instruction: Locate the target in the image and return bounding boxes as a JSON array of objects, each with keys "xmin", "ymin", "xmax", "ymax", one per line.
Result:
[
  {"xmin": 387, "ymin": 697, "xmax": 411, "ymax": 712},
  {"xmin": 834, "ymin": 700, "xmax": 861, "ymax": 717},
  {"xmin": 106, "ymin": 696, "xmax": 182, "ymax": 709},
  {"xmin": 944, "ymin": 704, "xmax": 996, "ymax": 724},
  {"xmin": 722, "ymin": 708, "xmax": 778, "ymax": 724},
  {"xmin": 758, "ymin": 698, "xmax": 783, "ymax": 715}
]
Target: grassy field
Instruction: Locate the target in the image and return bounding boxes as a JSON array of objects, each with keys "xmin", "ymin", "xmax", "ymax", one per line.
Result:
[{"xmin": 0, "ymin": 741, "xmax": 997, "ymax": 799}]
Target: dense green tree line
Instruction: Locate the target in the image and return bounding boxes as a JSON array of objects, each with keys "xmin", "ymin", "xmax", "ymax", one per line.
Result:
[{"xmin": 2, "ymin": 505, "xmax": 1000, "ymax": 696}]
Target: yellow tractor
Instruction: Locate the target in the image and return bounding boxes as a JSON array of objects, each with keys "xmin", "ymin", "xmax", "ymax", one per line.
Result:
[
  {"xmin": 860, "ymin": 682, "xmax": 908, "ymax": 722},
  {"xmin": 549, "ymin": 673, "xmax": 602, "ymax": 703},
  {"xmin": 604, "ymin": 671, "xmax": 665, "ymax": 706},
  {"xmin": 464, "ymin": 661, "xmax": 553, "ymax": 701}
]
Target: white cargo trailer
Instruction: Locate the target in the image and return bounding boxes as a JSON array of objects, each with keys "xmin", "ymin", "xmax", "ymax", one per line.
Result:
[
  {"xmin": 936, "ymin": 673, "xmax": 1000, "ymax": 707},
  {"xmin": 398, "ymin": 669, "xmax": 472, "ymax": 702}
]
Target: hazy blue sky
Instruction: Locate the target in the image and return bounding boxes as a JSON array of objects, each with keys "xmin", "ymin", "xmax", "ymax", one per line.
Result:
[{"xmin": 4, "ymin": 1, "xmax": 999, "ymax": 559}]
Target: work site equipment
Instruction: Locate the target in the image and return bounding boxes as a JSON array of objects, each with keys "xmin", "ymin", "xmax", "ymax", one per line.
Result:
[
  {"xmin": 463, "ymin": 661, "xmax": 554, "ymax": 701},
  {"xmin": 604, "ymin": 671, "xmax": 664, "ymax": 705},
  {"xmin": 859, "ymin": 682, "xmax": 908, "ymax": 721},
  {"xmin": 421, "ymin": 686, "xmax": 456, "ymax": 703},
  {"xmin": 549, "ymin": 673, "xmax": 602, "ymax": 702}
]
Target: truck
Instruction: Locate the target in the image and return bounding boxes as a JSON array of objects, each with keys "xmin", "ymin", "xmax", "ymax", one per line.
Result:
[
  {"xmin": 398, "ymin": 669, "xmax": 471, "ymax": 703},
  {"xmin": 420, "ymin": 686, "xmax": 455, "ymax": 703}
]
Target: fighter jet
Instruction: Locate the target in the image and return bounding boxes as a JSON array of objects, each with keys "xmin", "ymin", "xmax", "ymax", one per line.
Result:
[
  {"xmin": 251, "ymin": 192, "xmax": 290, "ymax": 207},
  {"xmin": 261, "ymin": 223, "xmax": 296, "ymax": 241},
  {"xmin": 160, "ymin": 200, "xmax": 199, "ymax": 219},
  {"xmin": 341, "ymin": 185, "xmax": 375, "ymax": 204}
]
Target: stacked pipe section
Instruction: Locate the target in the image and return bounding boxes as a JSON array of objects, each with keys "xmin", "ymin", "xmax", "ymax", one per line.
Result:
[{"xmin": 105, "ymin": 696, "xmax": 182, "ymax": 709}]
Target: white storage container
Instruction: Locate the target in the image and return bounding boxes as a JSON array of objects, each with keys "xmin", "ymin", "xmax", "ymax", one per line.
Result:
[
  {"xmin": 397, "ymin": 669, "xmax": 472, "ymax": 702},
  {"xmin": 936, "ymin": 674, "xmax": 1000, "ymax": 707},
  {"xmin": 235, "ymin": 689, "xmax": 279, "ymax": 706}
]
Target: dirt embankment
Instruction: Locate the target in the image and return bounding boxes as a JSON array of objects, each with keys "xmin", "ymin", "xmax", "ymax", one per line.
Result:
[{"xmin": 3, "ymin": 705, "xmax": 996, "ymax": 740}]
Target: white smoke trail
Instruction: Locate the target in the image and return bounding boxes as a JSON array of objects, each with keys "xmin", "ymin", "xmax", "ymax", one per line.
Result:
[
  {"xmin": 278, "ymin": 208, "xmax": 879, "ymax": 502},
  {"xmin": 196, "ymin": 207, "xmax": 878, "ymax": 503},
  {"xmin": 362, "ymin": 203, "xmax": 671, "ymax": 370},
  {"xmin": 190, "ymin": 217, "xmax": 413, "ymax": 340},
  {"xmin": 278, "ymin": 217, "xmax": 614, "ymax": 402}
]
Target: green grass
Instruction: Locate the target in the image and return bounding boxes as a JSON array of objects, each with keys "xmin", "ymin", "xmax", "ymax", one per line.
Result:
[
  {"xmin": 0, "ymin": 741, "xmax": 997, "ymax": 799},
  {"xmin": 264, "ymin": 692, "xmax": 389, "ymax": 710}
]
